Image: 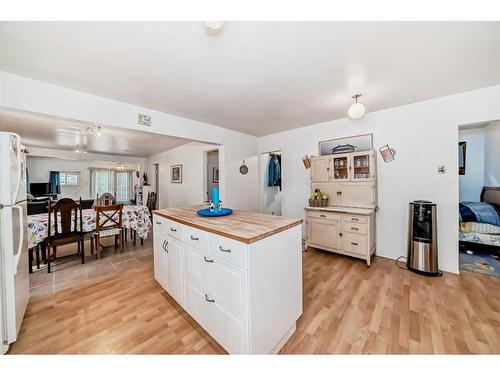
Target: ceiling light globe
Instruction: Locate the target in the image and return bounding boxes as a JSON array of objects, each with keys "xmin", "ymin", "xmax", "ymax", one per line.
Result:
[{"xmin": 348, "ymin": 102, "xmax": 366, "ymax": 119}]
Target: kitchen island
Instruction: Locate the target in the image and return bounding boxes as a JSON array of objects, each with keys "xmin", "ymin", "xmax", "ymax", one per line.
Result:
[{"xmin": 152, "ymin": 206, "xmax": 303, "ymax": 354}]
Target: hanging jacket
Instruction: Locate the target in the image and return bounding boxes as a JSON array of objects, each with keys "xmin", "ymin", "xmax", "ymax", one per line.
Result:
[{"xmin": 268, "ymin": 154, "xmax": 281, "ymax": 190}]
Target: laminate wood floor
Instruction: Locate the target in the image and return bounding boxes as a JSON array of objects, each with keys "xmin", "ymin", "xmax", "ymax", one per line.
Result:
[{"xmin": 10, "ymin": 248, "xmax": 500, "ymax": 354}]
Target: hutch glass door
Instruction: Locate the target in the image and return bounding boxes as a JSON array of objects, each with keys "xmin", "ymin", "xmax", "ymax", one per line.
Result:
[
  {"xmin": 351, "ymin": 153, "xmax": 371, "ymax": 180},
  {"xmin": 332, "ymin": 156, "xmax": 349, "ymax": 180}
]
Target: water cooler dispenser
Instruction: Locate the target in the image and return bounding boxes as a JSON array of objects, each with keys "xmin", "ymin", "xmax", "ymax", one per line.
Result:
[{"xmin": 407, "ymin": 200, "xmax": 439, "ymax": 276}]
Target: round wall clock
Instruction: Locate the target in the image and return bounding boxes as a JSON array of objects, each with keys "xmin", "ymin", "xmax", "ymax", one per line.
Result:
[{"xmin": 239, "ymin": 161, "xmax": 248, "ymax": 175}]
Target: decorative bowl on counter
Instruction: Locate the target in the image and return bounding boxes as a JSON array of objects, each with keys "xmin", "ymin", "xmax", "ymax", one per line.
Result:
[{"xmin": 196, "ymin": 208, "xmax": 233, "ymax": 217}]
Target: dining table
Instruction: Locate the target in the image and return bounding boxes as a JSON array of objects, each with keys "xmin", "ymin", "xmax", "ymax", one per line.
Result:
[{"xmin": 27, "ymin": 205, "xmax": 152, "ymax": 249}]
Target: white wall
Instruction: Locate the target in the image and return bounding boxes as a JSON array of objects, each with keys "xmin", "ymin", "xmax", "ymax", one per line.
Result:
[
  {"xmin": 27, "ymin": 147, "xmax": 144, "ymax": 199},
  {"xmin": 484, "ymin": 121, "xmax": 500, "ymax": 186},
  {"xmin": 145, "ymin": 142, "xmax": 220, "ymax": 209},
  {"xmin": 458, "ymin": 128, "xmax": 485, "ymax": 201},
  {"xmin": 259, "ymin": 84, "xmax": 500, "ymax": 274},
  {"xmin": 1, "ymin": 71, "xmax": 260, "ymax": 212}
]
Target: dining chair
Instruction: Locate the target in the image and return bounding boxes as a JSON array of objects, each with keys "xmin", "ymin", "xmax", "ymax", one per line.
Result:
[
  {"xmin": 146, "ymin": 191, "xmax": 157, "ymax": 216},
  {"xmin": 46, "ymin": 198, "xmax": 85, "ymax": 273},
  {"xmin": 93, "ymin": 204, "xmax": 124, "ymax": 259}
]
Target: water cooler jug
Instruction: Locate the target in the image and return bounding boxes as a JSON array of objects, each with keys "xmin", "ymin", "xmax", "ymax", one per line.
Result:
[{"xmin": 407, "ymin": 200, "xmax": 439, "ymax": 276}]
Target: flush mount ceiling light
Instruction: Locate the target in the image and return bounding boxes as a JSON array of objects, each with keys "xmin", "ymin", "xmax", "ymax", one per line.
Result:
[
  {"xmin": 348, "ymin": 94, "xmax": 366, "ymax": 120},
  {"xmin": 115, "ymin": 162, "xmax": 126, "ymax": 170},
  {"xmin": 87, "ymin": 125, "xmax": 103, "ymax": 137},
  {"xmin": 205, "ymin": 21, "xmax": 224, "ymax": 35},
  {"xmin": 74, "ymin": 144, "xmax": 87, "ymax": 154}
]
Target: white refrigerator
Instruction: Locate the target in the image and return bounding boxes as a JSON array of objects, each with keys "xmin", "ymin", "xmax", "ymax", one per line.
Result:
[{"xmin": 0, "ymin": 132, "xmax": 29, "ymax": 354}]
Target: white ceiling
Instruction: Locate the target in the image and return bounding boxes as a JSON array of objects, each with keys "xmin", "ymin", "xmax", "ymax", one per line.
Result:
[
  {"xmin": 0, "ymin": 108, "xmax": 190, "ymax": 157},
  {"xmin": 1, "ymin": 21, "xmax": 500, "ymax": 136}
]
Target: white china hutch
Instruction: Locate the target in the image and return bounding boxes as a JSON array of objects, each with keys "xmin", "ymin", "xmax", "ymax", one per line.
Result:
[{"xmin": 305, "ymin": 150, "xmax": 377, "ymax": 266}]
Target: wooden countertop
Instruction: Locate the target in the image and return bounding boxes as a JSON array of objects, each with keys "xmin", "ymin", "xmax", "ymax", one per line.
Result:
[
  {"xmin": 304, "ymin": 206, "xmax": 376, "ymax": 215},
  {"xmin": 153, "ymin": 206, "xmax": 302, "ymax": 244}
]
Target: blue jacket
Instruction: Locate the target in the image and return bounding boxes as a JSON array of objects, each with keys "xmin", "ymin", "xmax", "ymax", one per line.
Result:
[{"xmin": 268, "ymin": 154, "xmax": 281, "ymax": 189}]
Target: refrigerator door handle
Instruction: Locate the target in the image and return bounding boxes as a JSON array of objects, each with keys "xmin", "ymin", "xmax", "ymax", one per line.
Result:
[
  {"xmin": 11, "ymin": 205, "xmax": 24, "ymax": 275},
  {"xmin": 11, "ymin": 134, "xmax": 22, "ymax": 205}
]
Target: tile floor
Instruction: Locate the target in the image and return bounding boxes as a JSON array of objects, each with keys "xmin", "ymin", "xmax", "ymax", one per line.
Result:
[{"xmin": 29, "ymin": 233, "xmax": 153, "ymax": 298}]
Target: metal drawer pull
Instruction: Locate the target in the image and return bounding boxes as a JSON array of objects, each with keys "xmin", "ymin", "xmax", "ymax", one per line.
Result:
[
  {"xmin": 205, "ymin": 294, "xmax": 215, "ymax": 303},
  {"xmin": 156, "ymin": 221, "xmax": 161, "ymax": 225},
  {"xmin": 190, "ymin": 235, "xmax": 199, "ymax": 241},
  {"xmin": 351, "ymin": 242, "xmax": 359, "ymax": 246},
  {"xmin": 219, "ymin": 246, "xmax": 231, "ymax": 253},
  {"xmin": 320, "ymin": 214, "xmax": 326, "ymax": 218},
  {"xmin": 170, "ymin": 228, "xmax": 177, "ymax": 232},
  {"xmin": 162, "ymin": 240, "xmax": 168, "ymax": 252},
  {"xmin": 351, "ymin": 227, "xmax": 359, "ymax": 231},
  {"xmin": 203, "ymin": 256, "xmax": 214, "ymax": 263},
  {"xmin": 351, "ymin": 218, "xmax": 359, "ymax": 221}
]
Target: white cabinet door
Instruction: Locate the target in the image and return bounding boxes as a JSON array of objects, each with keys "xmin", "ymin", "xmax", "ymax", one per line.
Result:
[
  {"xmin": 307, "ymin": 217, "xmax": 341, "ymax": 250},
  {"xmin": 350, "ymin": 152, "xmax": 375, "ymax": 181},
  {"xmin": 184, "ymin": 245, "xmax": 212, "ymax": 332},
  {"xmin": 153, "ymin": 232, "xmax": 167, "ymax": 289},
  {"xmin": 208, "ymin": 258, "xmax": 248, "ymax": 354},
  {"xmin": 166, "ymin": 237, "xmax": 184, "ymax": 307},
  {"xmin": 185, "ymin": 282, "xmax": 211, "ymax": 333},
  {"xmin": 310, "ymin": 156, "xmax": 331, "ymax": 182},
  {"xmin": 340, "ymin": 182, "xmax": 376, "ymax": 208}
]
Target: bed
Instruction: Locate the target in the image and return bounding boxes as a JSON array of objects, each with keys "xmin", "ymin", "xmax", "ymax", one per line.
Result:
[{"xmin": 459, "ymin": 187, "xmax": 500, "ymax": 249}]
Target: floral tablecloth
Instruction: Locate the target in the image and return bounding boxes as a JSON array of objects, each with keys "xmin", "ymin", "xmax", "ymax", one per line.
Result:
[{"xmin": 27, "ymin": 205, "xmax": 152, "ymax": 249}]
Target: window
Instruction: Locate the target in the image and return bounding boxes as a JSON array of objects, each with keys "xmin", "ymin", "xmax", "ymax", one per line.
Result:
[
  {"xmin": 116, "ymin": 171, "xmax": 132, "ymax": 202},
  {"xmin": 90, "ymin": 169, "xmax": 132, "ymax": 203},
  {"xmin": 90, "ymin": 169, "xmax": 113, "ymax": 197},
  {"xmin": 60, "ymin": 171, "xmax": 79, "ymax": 186}
]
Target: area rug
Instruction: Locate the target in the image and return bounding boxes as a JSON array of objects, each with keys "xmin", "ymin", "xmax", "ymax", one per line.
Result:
[{"xmin": 459, "ymin": 245, "xmax": 500, "ymax": 277}]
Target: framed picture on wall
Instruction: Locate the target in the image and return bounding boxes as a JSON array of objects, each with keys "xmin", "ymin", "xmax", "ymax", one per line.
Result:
[
  {"xmin": 319, "ymin": 133, "xmax": 373, "ymax": 155},
  {"xmin": 213, "ymin": 167, "xmax": 219, "ymax": 183},
  {"xmin": 171, "ymin": 165, "xmax": 182, "ymax": 183}
]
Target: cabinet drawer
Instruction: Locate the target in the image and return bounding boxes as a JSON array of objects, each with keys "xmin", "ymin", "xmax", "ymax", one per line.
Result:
[
  {"xmin": 307, "ymin": 211, "xmax": 341, "ymax": 221},
  {"xmin": 209, "ymin": 233, "xmax": 248, "ymax": 270},
  {"xmin": 153, "ymin": 214, "xmax": 169, "ymax": 235},
  {"xmin": 343, "ymin": 215, "xmax": 367, "ymax": 224},
  {"xmin": 165, "ymin": 219, "xmax": 183, "ymax": 241},
  {"xmin": 343, "ymin": 233, "xmax": 368, "ymax": 256},
  {"xmin": 183, "ymin": 226, "xmax": 209, "ymax": 252},
  {"xmin": 343, "ymin": 221, "xmax": 367, "ymax": 235}
]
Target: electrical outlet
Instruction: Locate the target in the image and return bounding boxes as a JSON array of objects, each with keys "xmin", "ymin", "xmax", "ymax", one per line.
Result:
[{"xmin": 138, "ymin": 113, "xmax": 152, "ymax": 126}]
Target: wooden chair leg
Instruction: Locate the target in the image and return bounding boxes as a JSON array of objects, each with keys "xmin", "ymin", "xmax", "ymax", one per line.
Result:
[
  {"xmin": 124, "ymin": 228, "xmax": 128, "ymax": 242},
  {"xmin": 141, "ymin": 237, "xmax": 143, "ymax": 246},
  {"xmin": 29, "ymin": 248, "xmax": 33, "ymax": 274},
  {"xmin": 130, "ymin": 228, "xmax": 133, "ymax": 240},
  {"xmin": 90, "ymin": 235, "xmax": 94, "ymax": 255},
  {"xmin": 35, "ymin": 246, "xmax": 41, "ymax": 269},
  {"xmin": 133, "ymin": 230, "xmax": 136, "ymax": 245},
  {"xmin": 41, "ymin": 243, "xmax": 47, "ymax": 264},
  {"xmin": 120, "ymin": 232, "xmax": 124, "ymax": 253},
  {"xmin": 96, "ymin": 236, "xmax": 100, "ymax": 259}
]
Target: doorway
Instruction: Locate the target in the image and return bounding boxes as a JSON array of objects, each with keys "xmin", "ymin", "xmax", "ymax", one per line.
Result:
[
  {"xmin": 458, "ymin": 120, "xmax": 500, "ymax": 277},
  {"xmin": 204, "ymin": 149, "xmax": 219, "ymax": 202},
  {"xmin": 259, "ymin": 150, "xmax": 282, "ymax": 216}
]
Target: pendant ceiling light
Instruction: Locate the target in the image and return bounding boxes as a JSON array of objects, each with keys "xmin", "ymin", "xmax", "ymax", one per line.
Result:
[
  {"xmin": 348, "ymin": 94, "xmax": 366, "ymax": 120},
  {"xmin": 87, "ymin": 125, "xmax": 103, "ymax": 137}
]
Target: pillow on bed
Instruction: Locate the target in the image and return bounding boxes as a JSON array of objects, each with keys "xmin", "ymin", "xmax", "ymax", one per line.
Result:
[
  {"xmin": 460, "ymin": 222, "xmax": 500, "ymax": 234},
  {"xmin": 459, "ymin": 201, "xmax": 500, "ymax": 226}
]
